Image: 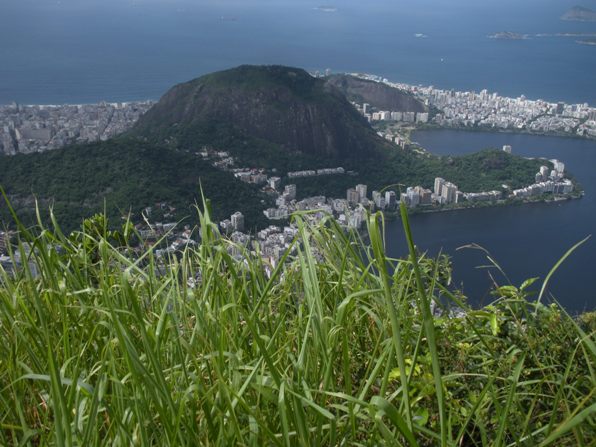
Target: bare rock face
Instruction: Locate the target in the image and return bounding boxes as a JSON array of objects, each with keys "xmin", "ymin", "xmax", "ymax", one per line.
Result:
[
  {"xmin": 325, "ymin": 74, "xmax": 427, "ymax": 113},
  {"xmin": 133, "ymin": 65, "xmax": 389, "ymax": 159}
]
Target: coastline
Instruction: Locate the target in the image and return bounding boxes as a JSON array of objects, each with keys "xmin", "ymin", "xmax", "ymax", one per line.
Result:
[
  {"xmin": 379, "ymin": 191, "xmax": 583, "ymax": 221},
  {"xmin": 393, "ymin": 127, "xmax": 586, "ymax": 217}
]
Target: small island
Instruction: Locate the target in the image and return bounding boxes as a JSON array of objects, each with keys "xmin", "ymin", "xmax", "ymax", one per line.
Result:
[
  {"xmin": 488, "ymin": 32, "xmax": 528, "ymax": 40},
  {"xmin": 561, "ymin": 6, "xmax": 596, "ymax": 22},
  {"xmin": 577, "ymin": 38, "xmax": 596, "ymax": 46},
  {"xmin": 314, "ymin": 6, "xmax": 338, "ymax": 13}
]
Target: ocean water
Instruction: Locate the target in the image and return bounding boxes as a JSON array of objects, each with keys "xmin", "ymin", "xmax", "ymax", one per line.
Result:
[{"xmin": 1, "ymin": 0, "xmax": 595, "ymax": 105}]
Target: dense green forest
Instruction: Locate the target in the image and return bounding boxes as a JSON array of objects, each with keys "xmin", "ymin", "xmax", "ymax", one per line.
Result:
[{"xmin": 0, "ymin": 138, "xmax": 273, "ymax": 231}]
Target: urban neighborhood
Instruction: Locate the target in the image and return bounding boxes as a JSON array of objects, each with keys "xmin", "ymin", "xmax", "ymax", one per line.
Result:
[
  {"xmin": 0, "ymin": 100, "xmax": 154, "ymax": 154},
  {"xmin": 354, "ymin": 73, "xmax": 596, "ymax": 138}
]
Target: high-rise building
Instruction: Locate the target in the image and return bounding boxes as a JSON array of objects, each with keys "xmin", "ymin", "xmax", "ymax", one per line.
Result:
[
  {"xmin": 435, "ymin": 177, "xmax": 458, "ymax": 204},
  {"xmin": 362, "ymin": 103, "xmax": 369, "ymax": 115},
  {"xmin": 418, "ymin": 187, "xmax": 433, "ymax": 205},
  {"xmin": 356, "ymin": 184, "xmax": 367, "ymax": 202},
  {"xmin": 231, "ymin": 212, "xmax": 245, "ymax": 232},
  {"xmin": 406, "ymin": 187, "xmax": 420, "ymax": 208},
  {"xmin": 372, "ymin": 191, "xmax": 383, "ymax": 209},
  {"xmin": 552, "ymin": 160, "xmax": 565, "ymax": 175},
  {"xmin": 347, "ymin": 188, "xmax": 359, "ymax": 204},
  {"xmin": 441, "ymin": 182, "xmax": 458, "ymax": 204},
  {"xmin": 385, "ymin": 190, "xmax": 397, "ymax": 208},
  {"xmin": 400, "ymin": 192, "xmax": 409, "ymax": 206},
  {"xmin": 434, "ymin": 177, "xmax": 445, "ymax": 197},
  {"xmin": 347, "ymin": 207, "xmax": 365, "ymax": 229}
]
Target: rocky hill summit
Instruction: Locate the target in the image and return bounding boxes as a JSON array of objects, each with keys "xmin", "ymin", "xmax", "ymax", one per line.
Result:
[{"xmin": 133, "ymin": 65, "xmax": 389, "ymax": 159}]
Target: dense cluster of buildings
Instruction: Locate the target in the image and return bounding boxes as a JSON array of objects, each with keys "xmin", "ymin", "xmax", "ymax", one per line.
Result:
[
  {"xmin": 220, "ymin": 211, "xmax": 245, "ymax": 234},
  {"xmin": 0, "ymin": 101, "xmax": 154, "ymax": 155},
  {"xmin": 260, "ymin": 156, "xmax": 575, "ymax": 237},
  {"xmin": 352, "ymin": 102, "xmax": 429, "ymax": 125},
  {"xmin": 351, "ymin": 102, "xmax": 423, "ymax": 148},
  {"xmin": 256, "ymin": 225, "xmax": 299, "ymax": 264},
  {"xmin": 262, "ymin": 182, "xmax": 371, "ymax": 230},
  {"xmin": 352, "ymin": 73, "xmax": 596, "ymax": 139},
  {"xmin": 261, "ymin": 179, "xmax": 449, "ymax": 232},
  {"xmin": 512, "ymin": 160, "xmax": 573, "ymax": 198},
  {"xmin": 133, "ymin": 203, "xmax": 299, "ymax": 268}
]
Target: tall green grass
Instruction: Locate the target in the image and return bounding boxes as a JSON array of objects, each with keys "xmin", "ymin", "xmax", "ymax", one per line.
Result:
[{"xmin": 0, "ymin": 200, "xmax": 594, "ymax": 446}]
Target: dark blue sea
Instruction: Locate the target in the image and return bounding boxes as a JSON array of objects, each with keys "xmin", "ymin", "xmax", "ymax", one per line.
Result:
[{"xmin": 1, "ymin": 0, "xmax": 595, "ymax": 105}]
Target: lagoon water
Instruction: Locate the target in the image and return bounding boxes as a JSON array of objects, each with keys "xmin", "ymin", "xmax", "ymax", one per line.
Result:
[{"xmin": 385, "ymin": 130, "xmax": 596, "ymax": 312}]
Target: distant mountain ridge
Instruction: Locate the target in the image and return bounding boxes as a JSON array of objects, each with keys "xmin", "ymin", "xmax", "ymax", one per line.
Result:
[
  {"xmin": 561, "ymin": 6, "xmax": 596, "ymax": 22},
  {"xmin": 133, "ymin": 65, "xmax": 391, "ymax": 159}
]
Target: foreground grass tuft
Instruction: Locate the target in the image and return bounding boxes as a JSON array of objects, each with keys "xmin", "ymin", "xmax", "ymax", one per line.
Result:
[{"xmin": 0, "ymin": 202, "xmax": 594, "ymax": 446}]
